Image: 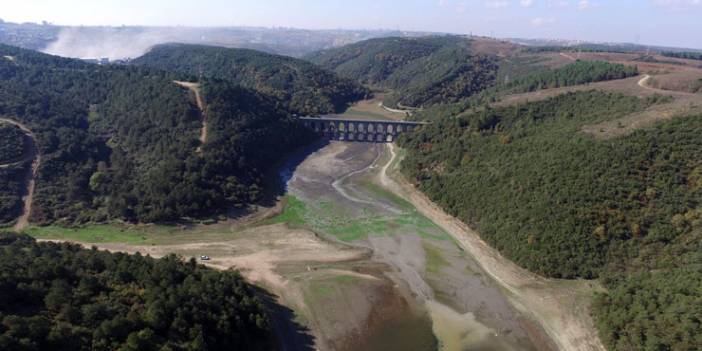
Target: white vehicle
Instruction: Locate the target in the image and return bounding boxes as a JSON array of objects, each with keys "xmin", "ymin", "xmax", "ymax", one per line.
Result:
[{"xmin": 200, "ymin": 255, "xmax": 210, "ymax": 261}]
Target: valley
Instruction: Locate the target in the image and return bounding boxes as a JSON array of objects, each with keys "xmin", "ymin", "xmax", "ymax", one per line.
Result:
[{"xmin": 31, "ymin": 142, "xmax": 559, "ymax": 351}]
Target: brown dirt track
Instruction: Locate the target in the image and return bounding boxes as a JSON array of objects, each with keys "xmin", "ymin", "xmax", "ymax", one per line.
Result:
[
  {"xmin": 492, "ymin": 55, "xmax": 702, "ymax": 139},
  {"xmin": 174, "ymin": 81, "xmax": 208, "ymax": 153},
  {"xmin": 0, "ymin": 118, "xmax": 40, "ymax": 231}
]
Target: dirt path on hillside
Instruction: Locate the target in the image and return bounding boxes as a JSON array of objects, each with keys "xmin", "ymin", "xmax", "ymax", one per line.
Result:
[
  {"xmin": 174, "ymin": 81, "xmax": 207, "ymax": 153},
  {"xmin": 379, "ymin": 143, "xmax": 606, "ymax": 351},
  {"xmin": 0, "ymin": 118, "xmax": 40, "ymax": 232},
  {"xmin": 492, "ymin": 74, "xmax": 702, "ymax": 139},
  {"xmin": 559, "ymin": 52, "xmax": 577, "ymax": 61},
  {"xmin": 638, "ymin": 74, "xmax": 653, "ymax": 90}
]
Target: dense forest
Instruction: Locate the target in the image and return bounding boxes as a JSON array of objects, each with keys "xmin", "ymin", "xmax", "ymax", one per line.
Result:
[
  {"xmin": 0, "ymin": 44, "xmax": 313, "ymax": 224},
  {"xmin": 305, "ymin": 36, "xmax": 500, "ymax": 108},
  {"xmin": 0, "ymin": 122, "xmax": 29, "ymax": 224},
  {"xmin": 0, "ymin": 166, "xmax": 25, "ymax": 225},
  {"xmin": 0, "ymin": 233, "xmax": 272, "ymax": 350},
  {"xmin": 0, "ymin": 123, "xmax": 26, "ymax": 163},
  {"xmin": 398, "ymin": 91, "xmax": 701, "ymax": 350},
  {"xmin": 407, "ymin": 60, "xmax": 638, "ymax": 123},
  {"xmin": 504, "ymin": 61, "xmax": 638, "ymax": 93},
  {"xmin": 132, "ymin": 44, "xmax": 368, "ymax": 115}
]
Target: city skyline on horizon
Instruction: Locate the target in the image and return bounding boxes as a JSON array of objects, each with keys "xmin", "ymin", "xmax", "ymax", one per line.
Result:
[{"xmin": 2, "ymin": 0, "xmax": 702, "ymax": 50}]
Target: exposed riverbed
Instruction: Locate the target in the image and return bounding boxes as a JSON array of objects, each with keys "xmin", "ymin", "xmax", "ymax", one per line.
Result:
[
  {"xmin": 33, "ymin": 140, "xmax": 568, "ymax": 351},
  {"xmin": 278, "ymin": 141, "xmax": 551, "ymax": 350}
]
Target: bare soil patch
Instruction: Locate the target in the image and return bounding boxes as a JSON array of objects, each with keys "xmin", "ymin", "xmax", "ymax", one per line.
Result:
[
  {"xmin": 648, "ymin": 71, "xmax": 702, "ymax": 93},
  {"xmin": 324, "ymin": 94, "xmax": 408, "ymax": 121},
  {"xmin": 470, "ymin": 37, "xmax": 522, "ymax": 57},
  {"xmin": 40, "ymin": 220, "xmax": 435, "ymax": 351}
]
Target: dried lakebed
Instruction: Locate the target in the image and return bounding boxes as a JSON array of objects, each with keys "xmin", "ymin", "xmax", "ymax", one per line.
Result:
[
  {"xmin": 275, "ymin": 141, "xmax": 551, "ymax": 350},
  {"xmin": 30, "ymin": 141, "xmax": 557, "ymax": 350}
]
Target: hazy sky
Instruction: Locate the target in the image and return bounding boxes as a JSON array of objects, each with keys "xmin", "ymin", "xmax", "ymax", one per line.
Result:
[{"xmin": 3, "ymin": 0, "xmax": 702, "ymax": 49}]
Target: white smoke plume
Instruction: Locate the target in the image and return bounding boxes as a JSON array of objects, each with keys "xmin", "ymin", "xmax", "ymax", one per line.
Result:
[{"xmin": 43, "ymin": 27, "xmax": 195, "ymax": 60}]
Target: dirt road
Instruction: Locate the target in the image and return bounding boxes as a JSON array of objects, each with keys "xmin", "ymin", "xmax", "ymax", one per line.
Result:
[
  {"xmin": 0, "ymin": 118, "xmax": 40, "ymax": 232},
  {"xmin": 559, "ymin": 52, "xmax": 577, "ymax": 61},
  {"xmin": 174, "ymin": 81, "xmax": 208, "ymax": 153},
  {"xmin": 492, "ymin": 73, "xmax": 702, "ymax": 139},
  {"xmin": 637, "ymin": 74, "xmax": 653, "ymax": 89},
  {"xmin": 379, "ymin": 143, "xmax": 606, "ymax": 351}
]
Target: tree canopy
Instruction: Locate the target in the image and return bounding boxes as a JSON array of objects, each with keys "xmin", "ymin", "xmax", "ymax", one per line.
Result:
[
  {"xmin": 398, "ymin": 90, "xmax": 702, "ymax": 350},
  {"xmin": 661, "ymin": 51, "xmax": 702, "ymax": 61},
  {"xmin": 305, "ymin": 36, "xmax": 500, "ymax": 108},
  {"xmin": 0, "ymin": 123, "xmax": 26, "ymax": 163},
  {"xmin": 0, "ymin": 44, "xmax": 313, "ymax": 224},
  {"xmin": 0, "ymin": 233, "xmax": 272, "ymax": 351},
  {"xmin": 504, "ymin": 61, "xmax": 639, "ymax": 93},
  {"xmin": 133, "ymin": 43, "xmax": 368, "ymax": 116}
]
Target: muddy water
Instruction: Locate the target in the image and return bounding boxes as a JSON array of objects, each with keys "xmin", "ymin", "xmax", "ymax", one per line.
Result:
[{"xmin": 280, "ymin": 142, "xmax": 547, "ymax": 351}]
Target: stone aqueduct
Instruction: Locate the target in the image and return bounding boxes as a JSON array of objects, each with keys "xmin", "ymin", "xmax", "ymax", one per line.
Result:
[{"xmin": 298, "ymin": 117, "xmax": 428, "ymax": 143}]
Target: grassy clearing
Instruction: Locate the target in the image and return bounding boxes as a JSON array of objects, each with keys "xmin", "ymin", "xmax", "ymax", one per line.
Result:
[
  {"xmin": 26, "ymin": 225, "xmax": 154, "ymax": 244},
  {"xmin": 361, "ymin": 181, "xmax": 414, "ymax": 210},
  {"xmin": 263, "ymin": 195, "xmax": 308, "ymax": 226},
  {"xmin": 264, "ymin": 178, "xmax": 448, "ymax": 243},
  {"xmin": 423, "ymin": 242, "xmax": 450, "ymax": 274},
  {"xmin": 304, "ymin": 274, "xmax": 362, "ymax": 304},
  {"xmin": 25, "ymin": 221, "xmax": 244, "ymax": 245},
  {"xmin": 328, "ymin": 217, "xmax": 391, "ymax": 241},
  {"xmin": 390, "ymin": 147, "xmax": 407, "ymax": 174},
  {"xmin": 322, "ymin": 212, "xmax": 449, "ymax": 242},
  {"xmin": 341, "ymin": 108, "xmax": 389, "ymax": 120},
  {"xmin": 267, "ymin": 194, "xmax": 449, "ymax": 242}
]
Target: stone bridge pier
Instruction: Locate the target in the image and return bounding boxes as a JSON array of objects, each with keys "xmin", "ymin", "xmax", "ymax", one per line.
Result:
[{"xmin": 299, "ymin": 117, "xmax": 428, "ymax": 143}]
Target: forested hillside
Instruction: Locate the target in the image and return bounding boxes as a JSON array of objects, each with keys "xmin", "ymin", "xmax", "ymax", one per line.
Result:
[
  {"xmin": 305, "ymin": 36, "xmax": 500, "ymax": 108},
  {"xmin": 662, "ymin": 51, "xmax": 702, "ymax": 61},
  {"xmin": 0, "ymin": 233, "xmax": 272, "ymax": 350},
  {"xmin": 0, "ymin": 123, "xmax": 28, "ymax": 224},
  {"xmin": 132, "ymin": 44, "xmax": 368, "ymax": 115},
  {"xmin": 0, "ymin": 44, "xmax": 313, "ymax": 224},
  {"xmin": 406, "ymin": 60, "xmax": 639, "ymax": 123},
  {"xmin": 504, "ymin": 61, "xmax": 638, "ymax": 93},
  {"xmin": 398, "ymin": 91, "xmax": 701, "ymax": 350},
  {"xmin": 0, "ymin": 123, "xmax": 25, "ymax": 163},
  {"xmin": 0, "ymin": 166, "xmax": 25, "ymax": 225}
]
